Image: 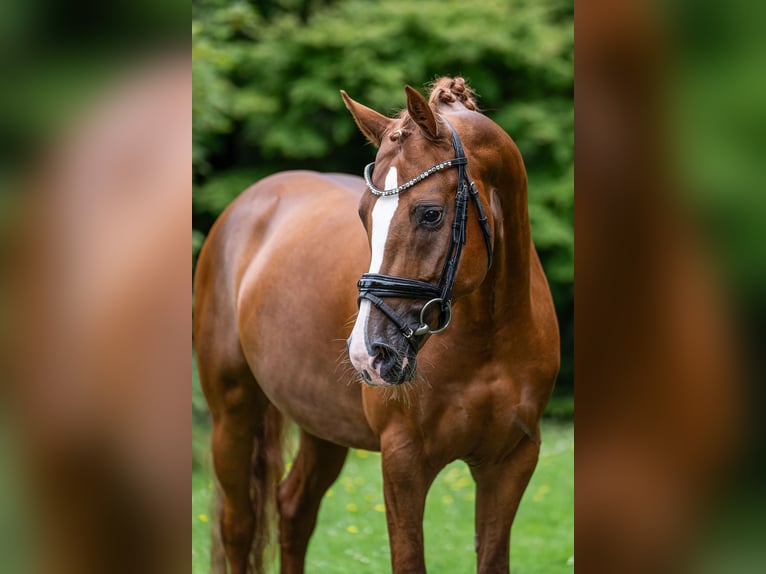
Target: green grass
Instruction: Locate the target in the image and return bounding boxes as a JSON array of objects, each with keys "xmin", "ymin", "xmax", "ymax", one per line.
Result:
[{"xmin": 192, "ymin": 419, "xmax": 573, "ymax": 573}]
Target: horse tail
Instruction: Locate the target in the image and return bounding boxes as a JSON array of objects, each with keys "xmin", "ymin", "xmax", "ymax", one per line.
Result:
[
  {"xmin": 249, "ymin": 403, "xmax": 287, "ymax": 574},
  {"xmin": 209, "ymin": 486, "xmax": 226, "ymax": 573}
]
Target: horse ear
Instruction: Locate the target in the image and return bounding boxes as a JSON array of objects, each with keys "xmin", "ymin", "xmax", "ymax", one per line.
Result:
[
  {"xmin": 405, "ymin": 85, "xmax": 439, "ymax": 139},
  {"xmin": 340, "ymin": 91, "xmax": 392, "ymax": 147}
]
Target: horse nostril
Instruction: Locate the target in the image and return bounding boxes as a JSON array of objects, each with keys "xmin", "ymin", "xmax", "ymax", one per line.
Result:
[
  {"xmin": 369, "ymin": 343, "xmax": 411, "ymax": 384},
  {"xmin": 371, "ymin": 346, "xmax": 384, "ymax": 369},
  {"xmin": 370, "ymin": 343, "xmax": 393, "ymax": 371},
  {"xmin": 368, "ymin": 342, "xmax": 412, "ymax": 385}
]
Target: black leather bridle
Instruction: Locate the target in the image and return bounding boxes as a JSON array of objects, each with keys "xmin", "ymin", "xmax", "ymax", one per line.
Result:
[{"xmin": 357, "ymin": 118, "xmax": 493, "ymax": 351}]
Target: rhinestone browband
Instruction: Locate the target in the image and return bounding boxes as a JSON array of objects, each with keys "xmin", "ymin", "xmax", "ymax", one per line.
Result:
[{"xmin": 363, "ymin": 158, "xmax": 466, "ymax": 197}]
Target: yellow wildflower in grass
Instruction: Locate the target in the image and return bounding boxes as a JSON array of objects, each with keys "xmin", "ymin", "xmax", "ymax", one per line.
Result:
[
  {"xmin": 450, "ymin": 476, "xmax": 472, "ymax": 491},
  {"xmin": 444, "ymin": 467, "xmax": 461, "ymax": 482},
  {"xmin": 441, "ymin": 495, "xmax": 454, "ymax": 505},
  {"xmin": 356, "ymin": 450, "xmax": 369, "ymax": 459},
  {"xmin": 532, "ymin": 484, "xmax": 550, "ymax": 502},
  {"xmin": 198, "ymin": 514, "xmax": 209, "ymax": 523},
  {"xmin": 347, "ymin": 525, "xmax": 359, "ymax": 534},
  {"xmin": 374, "ymin": 503, "xmax": 386, "ymax": 513},
  {"xmin": 325, "ymin": 488, "xmax": 334, "ymax": 498},
  {"xmin": 340, "ymin": 477, "xmax": 356, "ymax": 493},
  {"xmin": 346, "ymin": 503, "xmax": 359, "ymax": 513}
]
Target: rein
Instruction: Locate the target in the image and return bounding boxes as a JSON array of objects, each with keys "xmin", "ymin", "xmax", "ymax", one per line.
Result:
[{"xmin": 357, "ymin": 118, "xmax": 493, "ymax": 350}]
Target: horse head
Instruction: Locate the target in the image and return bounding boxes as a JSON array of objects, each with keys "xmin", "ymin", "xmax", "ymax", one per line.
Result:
[{"xmin": 342, "ymin": 82, "xmax": 495, "ymax": 387}]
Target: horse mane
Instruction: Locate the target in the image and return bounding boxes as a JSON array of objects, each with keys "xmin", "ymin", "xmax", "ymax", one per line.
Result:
[{"xmin": 427, "ymin": 76, "xmax": 479, "ymax": 111}]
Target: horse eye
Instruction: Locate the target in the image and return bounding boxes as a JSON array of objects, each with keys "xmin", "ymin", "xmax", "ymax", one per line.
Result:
[{"xmin": 421, "ymin": 209, "xmax": 443, "ymax": 225}]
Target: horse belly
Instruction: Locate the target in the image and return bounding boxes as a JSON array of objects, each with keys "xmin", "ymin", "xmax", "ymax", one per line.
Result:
[{"xmin": 236, "ymin": 184, "xmax": 379, "ymax": 451}]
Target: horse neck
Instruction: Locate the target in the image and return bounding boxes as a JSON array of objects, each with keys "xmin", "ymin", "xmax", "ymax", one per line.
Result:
[
  {"xmin": 466, "ymin": 152, "xmax": 533, "ymax": 330},
  {"xmin": 436, "ymin": 110, "xmax": 533, "ymax": 321}
]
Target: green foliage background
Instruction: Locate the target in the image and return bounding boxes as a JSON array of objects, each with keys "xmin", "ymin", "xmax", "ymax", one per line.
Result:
[{"xmin": 192, "ymin": 0, "xmax": 574, "ymax": 388}]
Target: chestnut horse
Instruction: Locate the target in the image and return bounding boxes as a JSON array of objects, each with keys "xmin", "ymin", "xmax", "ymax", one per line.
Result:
[{"xmin": 194, "ymin": 78, "xmax": 559, "ymax": 574}]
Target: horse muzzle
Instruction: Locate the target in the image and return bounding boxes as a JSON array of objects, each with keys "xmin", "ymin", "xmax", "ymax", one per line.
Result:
[{"xmin": 347, "ymin": 334, "xmax": 417, "ymax": 386}]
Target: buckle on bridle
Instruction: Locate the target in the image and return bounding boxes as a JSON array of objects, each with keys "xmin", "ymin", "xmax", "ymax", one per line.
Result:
[{"xmin": 413, "ymin": 298, "xmax": 452, "ymax": 337}]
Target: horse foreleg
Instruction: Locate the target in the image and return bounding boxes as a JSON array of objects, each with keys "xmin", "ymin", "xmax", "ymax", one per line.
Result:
[
  {"xmin": 470, "ymin": 435, "xmax": 540, "ymax": 574},
  {"xmin": 380, "ymin": 434, "xmax": 442, "ymax": 573},
  {"xmin": 277, "ymin": 431, "xmax": 348, "ymax": 574}
]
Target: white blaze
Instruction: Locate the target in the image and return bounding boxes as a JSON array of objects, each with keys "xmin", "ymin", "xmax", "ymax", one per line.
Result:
[
  {"xmin": 349, "ymin": 167, "xmax": 399, "ymax": 371},
  {"xmin": 367, "ymin": 167, "xmax": 400, "ymax": 274}
]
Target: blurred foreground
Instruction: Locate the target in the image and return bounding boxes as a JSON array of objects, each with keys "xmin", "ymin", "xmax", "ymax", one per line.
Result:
[
  {"xmin": 0, "ymin": 6, "xmax": 189, "ymax": 570},
  {"xmin": 577, "ymin": 0, "xmax": 766, "ymax": 573}
]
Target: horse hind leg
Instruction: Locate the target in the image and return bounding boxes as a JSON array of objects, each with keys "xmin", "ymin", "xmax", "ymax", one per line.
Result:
[
  {"xmin": 278, "ymin": 430, "xmax": 348, "ymax": 574},
  {"xmin": 203, "ymin": 360, "xmax": 284, "ymax": 574}
]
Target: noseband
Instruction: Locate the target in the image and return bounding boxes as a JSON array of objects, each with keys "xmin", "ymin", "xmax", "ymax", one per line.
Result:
[{"xmin": 357, "ymin": 118, "xmax": 493, "ymax": 351}]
